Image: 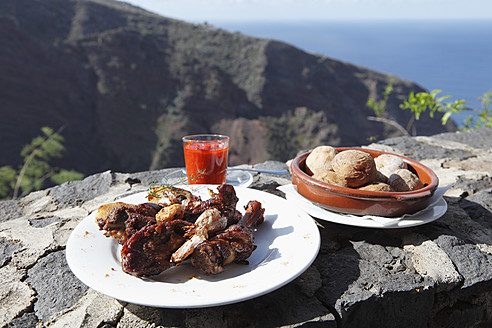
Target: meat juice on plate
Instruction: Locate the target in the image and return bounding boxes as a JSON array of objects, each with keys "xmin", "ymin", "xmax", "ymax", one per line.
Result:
[{"xmin": 183, "ymin": 135, "xmax": 229, "ymax": 184}]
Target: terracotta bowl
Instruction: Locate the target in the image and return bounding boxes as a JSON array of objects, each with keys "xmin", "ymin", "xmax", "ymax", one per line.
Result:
[{"xmin": 291, "ymin": 147, "xmax": 439, "ymax": 217}]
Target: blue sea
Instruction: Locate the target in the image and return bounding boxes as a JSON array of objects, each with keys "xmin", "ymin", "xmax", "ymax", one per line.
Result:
[{"xmin": 215, "ymin": 20, "xmax": 492, "ymax": 127}]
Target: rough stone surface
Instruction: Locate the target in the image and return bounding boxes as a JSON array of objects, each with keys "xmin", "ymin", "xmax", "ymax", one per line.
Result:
[
  {"xmin": 26, "ymin": 250, "xmax": 89, "ymax": 322},
  {"xmin": 0, "ymin": 239, "xmax": 22, "ymax": 267},
  {"xmin": 404, "ymin": 238, "xmax": 463, "ymax": 292},
  {"xmin": 0, "ymin": 264, "xmax": 34, "ymax": 325},
  {"xmin": 0, "ymin": 200, "xmax": 23, "ymax": 223},
  {"xmin": 48, "ymin": 171, "xmax": 113, "ymax": 209},
  {"xmin": 0, "ymin": 128, "xmax": 491, "ymax": 328},
  {"xmin": 376, "ymin": 136, "xmax": 471, "ymax": 161},
  {"xmin": 433, "ymin": 127, "xmax": 492, "ymax": 150},
  {"xmin": 465, "ymin": 189, "xmax": 492, "ymax": 214}
]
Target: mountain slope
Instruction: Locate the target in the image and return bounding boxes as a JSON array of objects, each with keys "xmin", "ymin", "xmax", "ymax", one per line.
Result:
[{"xmin": 0, "ymin": 0, "xmax": 455, "ymax": 175}]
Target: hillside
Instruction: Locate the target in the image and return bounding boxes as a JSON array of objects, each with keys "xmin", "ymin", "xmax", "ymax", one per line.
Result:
[{"xmin": 0, "ymin": 0, "xmax": 456, "ymax": 175}]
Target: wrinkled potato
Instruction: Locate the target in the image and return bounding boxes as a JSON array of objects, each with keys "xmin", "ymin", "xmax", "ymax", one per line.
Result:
[
  {"xmin": 375, "ymin": 154, "xmax": 407, "ymax": 170},
  {"xmin": 388, "ymin": 169, "xmax": 424, "ymax": 192},
  {"xmin": 331, "ymin": 150, "xmax": 377, "ymax": 188},
  {"xmin": 375, "ymin": 154, "xmax": 408, "ymax": 180},
  {"xmin": 312, "ymin": 170, "xmax": 348, "ymax": 187},
  {"xmin": 358, "ymin": 182, "xmax": 394, "ymax": 192},
  {"xmin": 306, "ymin": 146, "xmax": 338, "ymax": 175},
  {"xmin": 374, "ymin": 170, "xmax": 389, "ymax": 183}
]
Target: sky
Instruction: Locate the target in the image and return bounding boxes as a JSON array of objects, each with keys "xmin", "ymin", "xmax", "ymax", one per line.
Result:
[{"xmin": 122, "ymin": 0, "xmax": 492, "ymax": 22}]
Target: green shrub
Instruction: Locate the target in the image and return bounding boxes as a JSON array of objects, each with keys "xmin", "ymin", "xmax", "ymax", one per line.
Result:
[
  {"xmin": 367, "ymin": 82, "xmax": 492, "ymax": 132},
  {"xmin": 0, "ymin": 126, "xmax": 84, "ymax": 200},
  {"xmin": 399, "ymin": 89, "xmax": 466, "ymax": 126},
  {"xmin": 462, "ymin": 90, "xmax": 492, "ymax": 130}
]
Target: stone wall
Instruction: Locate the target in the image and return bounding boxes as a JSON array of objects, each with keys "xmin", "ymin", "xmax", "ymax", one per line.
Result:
[{"xmin": 0, "ymin": 128, "xmax": 491, "ymax": 327}]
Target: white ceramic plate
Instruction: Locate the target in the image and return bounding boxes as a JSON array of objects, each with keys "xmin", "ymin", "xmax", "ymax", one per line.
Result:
[
  {"xmin": 278, "ymin": 184, "xmax": 449, "ymax": 229},
  {"xmin": 66, "ymin": 186, "xmax": 320, "ymax": 308}
]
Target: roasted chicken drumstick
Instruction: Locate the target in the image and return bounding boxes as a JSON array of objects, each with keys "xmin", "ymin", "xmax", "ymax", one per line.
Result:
[{"xmin": 190, "ymin": 200, "xmax": 265, "ymax": 275}]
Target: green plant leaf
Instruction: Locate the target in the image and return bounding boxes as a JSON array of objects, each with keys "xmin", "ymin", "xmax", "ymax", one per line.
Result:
[{"xmin": 51, "ymin": 169, "xmax": 84, "ymax": 185}]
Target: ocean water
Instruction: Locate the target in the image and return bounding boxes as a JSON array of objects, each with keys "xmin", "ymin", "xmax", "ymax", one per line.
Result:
[{"xmin": 215, "ymin": 20, "xmax": 492, "ymax": 127}]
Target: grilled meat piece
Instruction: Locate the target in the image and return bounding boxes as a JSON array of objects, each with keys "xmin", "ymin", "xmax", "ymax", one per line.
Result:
[
  {"xmin": 121, "ymin": 219, "xmax": 192, "ymax": 277},
  {"xmin": 171, "ymin": 208, "xmax": 228, "ymax": 263},
  {"xmin": 155, "ymin": 203, "xmax": 185, "ymax": 222},
  {"xmin": 96, "ymin": 203, "xmax": 161, "ymax": 243},
  {"xmin": 147, "ymin": 186, "xmax": 200, "ymax": 205},
  {"xmin": 190, "ymin": 225, "xmax": 256, "ymax": 275},
  {"xmin": 185, "ymin": 184, "xmax": 239, "ymax": 221},
  {"xmin": 124, "ymin": 213, "xmax": 157, "ymax": 240},
  {"xmin": 95, "ymin": 202, "xmax": 128, "ymax": 228},
  {"xmin": 171, "ymin": 187, "xmax": 245, "ymax": 264},
  {"xmin": 239, "ymin": 200, "xmax": 265, "ymax": 228},
  {"xmin": 220, "ymin": 208, "xmax": 242, "ymax": 227},
  {"xmin": 190, "ymin": 200, "xmax": 265, "ymax": 275}
]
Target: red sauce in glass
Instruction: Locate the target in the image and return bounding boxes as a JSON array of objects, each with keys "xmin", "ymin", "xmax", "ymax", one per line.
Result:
[{"xmin": 183, "ymin": 141, "xmax": 229, "ymax": 184}]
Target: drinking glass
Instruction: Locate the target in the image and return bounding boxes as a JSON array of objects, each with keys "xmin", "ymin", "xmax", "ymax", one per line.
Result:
[{"xmin": 182, "ymin": 134, "xmax": 230, "ymax": 184}]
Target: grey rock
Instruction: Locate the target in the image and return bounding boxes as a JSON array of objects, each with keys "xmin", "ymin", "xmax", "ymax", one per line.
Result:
[
  {"xmin": 42, "ymin": 290, "xmax": 125, "ymax": 327},
  {"xmin": 351, "ymin": 241, "xmax": 394, "ymax": 266},
  {"xmin": 404, "ymin": 239, "xmax": 463, "ymax": 292},
  {"xmin": 26, "ymin": 250, "xmax": 89, "ymax": 322},
  {"xmin": 0, "ymin": 199, "xmax": 22, "ymax": 223},
  {"xmin": 19, "ymin": 190, "xmax": 58, "ymax": 217},
  {"xmin": 118, "ymin": 304, "xmax": 166, "ymax": 328},
  {"xmin": 0, "ymin": 265, "xmax": 35, "ymax": 326},
  {"xmin": 245, "ymin": 161, "xmax": 292, "ymax": 196},
  {"xmin": 119, "ymin": 168, "xmax": 180, "ymax": 187},
  {"xmin": 341, "ymin": 286, "xmax": 435, "ymax": 328},
  {"xmin": 295, "ymin": 265, "xmax": 323, "ymax": 298},
  {"xmin": 464, "ymin": 188, "xmax": 492, "ymax": 214},
  {"xmin": 28, "ymin": 215, "xmax": 65, "ymax": 228},
  {"xmin": 226, "ymin": 282, "xmax": 336, "ymax": 327},
  {"xmin": 315, "ymin": 249, "xmax": 361, "ymax": 305},
  {"xmin": 253, "ymin": 160, "xmax": 290, "ymax": 172},
  {"xmin": 48, "ymin": 171, "xmax": 113, "ymax": 209},
  {"xmin": 454, "ymin": 176, "xmax": 492, "ymax": 197},
  {"xmin": 377, "ymin": 136, "xmax": 472, "ymax": 161},
  {"xmin": 436, "ymin": 201, "xmax": 492, "ymax": 246},
  {"xmin": 0, "ymin": 238, "xmax": 22, "ymax": 267},
  {"xmin": 433, "ymin": 127, "xmax": 492, "ymax": 150},
  {"xmin": 435, "ymin": 235, "xmax": 492, "ymax": 288},
  {"xmin": 4, "ymin": 312, "xmax": 39, "ymax": 328},
  {"xmin": 429, "ymin": 298, "xmax": 491, "ymax": 328}
]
